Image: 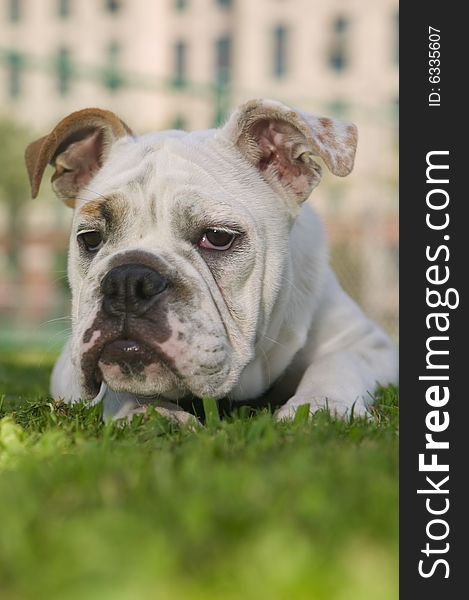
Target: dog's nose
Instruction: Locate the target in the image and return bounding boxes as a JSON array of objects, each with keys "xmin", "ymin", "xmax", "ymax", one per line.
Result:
[{"xmin": 101, "ymin": 264, "xmax": 168, "ymax": 317}]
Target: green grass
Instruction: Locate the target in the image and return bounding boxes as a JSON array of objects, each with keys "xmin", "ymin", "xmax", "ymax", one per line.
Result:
[{"xmin": 0, "ymin": 349, "xmax": 398, "ymax": 600}]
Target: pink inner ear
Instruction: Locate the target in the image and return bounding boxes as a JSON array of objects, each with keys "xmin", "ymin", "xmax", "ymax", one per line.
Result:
[
  {"xmin": 53, "ymin": 129, "xmax": 105, "ymax": 191},
  {"xmin": 252, "ymin": 120, "xmax": 315, "ymax": 197}
]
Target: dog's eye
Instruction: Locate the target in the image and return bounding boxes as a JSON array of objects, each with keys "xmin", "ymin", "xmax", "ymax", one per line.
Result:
[
  {"xmin": 78, "ymin": 230, "xmax": 104, "ymax": 253},
  {"xmin": 198, "ymin": 228, "xmax": 237, "ymax": 251}
]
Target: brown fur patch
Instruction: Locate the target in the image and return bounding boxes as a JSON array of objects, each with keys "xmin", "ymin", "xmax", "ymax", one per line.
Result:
[
  {"xmin": 316, "ymin": 121, "xmax": 336, "ymax": 149},
  {"xmin": 80, "ymin": 198, "xmax": 105, "ymax": 219},
  {"xmin": 79, "ymin": 196, "xmax": 126, "ymax": 230},
  {"xmin": 318, "ymin": 117, "xmax": 333, "ymax": 129},
  {"xmin": 346, "ymin": 125, "xmax": 358, "ymax": 149}
]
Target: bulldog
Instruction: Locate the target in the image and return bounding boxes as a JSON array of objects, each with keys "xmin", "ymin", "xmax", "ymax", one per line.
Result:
[{"xmin": 25, "ymin": 99, "xmax": 398, "ymax": 423}]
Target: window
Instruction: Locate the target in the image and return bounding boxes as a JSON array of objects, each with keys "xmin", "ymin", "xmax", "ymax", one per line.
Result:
[
  {"xmin": 213, "ymin": 35, "xmax": 231, "ymax": 126},
  {"xmin": 215, "ymin": 34, "xmax": 231, "ymax": 85},
  {"xmin": 329, "ymin": 16, "xmax": 349, "ymax": 72},
  {"xmin": 6, "ymin": 51, "xmax": 23, "ymax": 97},
  {"xmin": 173, "ymin": 40, "xmax": 187, "ymax": 87},
  {"xmin": 9, "ymin": 0, "xmax": 21, "ymax": 22},
  {"xmin": 327, "ymin": 99, "xmax": 347, "ymax": 117},
  {"xmin": 57, "ymin": 47, "xmax": 72, "ymax": 95},
  {"xmin": 175, "ymin": 0, "xmax": 187, "ymax": 9},
  {"xmin": 393, "ymin": 97, "xmax": 399, "ymax": 122},
  {"xmin": 58, "ymin": 0, "xmax": 71, "ymax": 18},
  {"xmin": 104, "ymin": 42, "xmax": 123, "ymax": 91},
  {"xmin": 334, "ymin": 16, "xmax": 348, "ymax": 34},
  {"xmin": 328, "ymin": 187, "xmax": 344, "ymax": 213},
  {"xmin": 105, "ymin": 0, "xmax": 121, "ymax": 14},
  {"xmin": 171, "ymin": 115, "xmax": 187, "ymax": 130},
  {"xmin": 273, "ymin": 25, "xmax": 288, "ymax": 78},
  {"xmin": 217, "ymin": 0, "xmax": 232, "ymax": 7}
]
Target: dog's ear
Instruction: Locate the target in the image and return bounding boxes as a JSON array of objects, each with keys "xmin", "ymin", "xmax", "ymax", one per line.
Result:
[
  {"xmin": 222, "ymin": 99, "xmax": 358, "ymax": 203},
  {"xmin": 25, "ymin": 108, "xmax": 132, "ymax": 207}
]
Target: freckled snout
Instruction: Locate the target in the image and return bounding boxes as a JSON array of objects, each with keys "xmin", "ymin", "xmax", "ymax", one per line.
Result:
[{"xmin": 101, "ymin": 264, "xmax": 168, "ymax": 317}]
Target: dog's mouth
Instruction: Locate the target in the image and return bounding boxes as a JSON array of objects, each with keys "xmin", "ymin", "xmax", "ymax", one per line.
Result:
[
  {"xmin": 99, "ymin": 338, "xmax": 161, "ymax": 384},
  {"xmin": 81, "ymin": 331, "xmax": 170, "ymax": 399},
  {"xmin": 99, "ymin": 339, "xmax": 155, "ymax": 368},
  {"xmin": 79, "ymin": 303, "xmax": 231, "ymax": 402}
]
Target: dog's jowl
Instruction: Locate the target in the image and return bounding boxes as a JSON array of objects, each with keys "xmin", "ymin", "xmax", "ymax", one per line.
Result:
[{"xmin": 25, "ymin": 100, "xmax": 398, "ymax": 422}]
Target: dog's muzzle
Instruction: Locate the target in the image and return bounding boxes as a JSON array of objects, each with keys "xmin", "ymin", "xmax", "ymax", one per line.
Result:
[{"xmin": 100, "ymin": 264, "xmax": 168, "ymax": 317}]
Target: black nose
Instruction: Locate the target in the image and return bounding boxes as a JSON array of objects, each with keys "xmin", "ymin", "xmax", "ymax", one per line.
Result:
[{"xmin": 101, "ymin": 264, "xmax": 167, "ymax": 317}]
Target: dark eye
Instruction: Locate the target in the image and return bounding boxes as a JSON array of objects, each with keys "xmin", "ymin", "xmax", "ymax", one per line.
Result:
[
  {"xmin": 198, "ymin": 228, "xmax": 237, "ymax": 251},
  {"xmin": 78, "ymin": 230, "xmax": 104, "ymax": 253}
]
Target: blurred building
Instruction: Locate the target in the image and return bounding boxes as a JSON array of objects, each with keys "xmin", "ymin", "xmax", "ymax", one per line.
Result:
[{"xmin": 0, "ymin": 0, "xmax": 398, "ymax": 338}]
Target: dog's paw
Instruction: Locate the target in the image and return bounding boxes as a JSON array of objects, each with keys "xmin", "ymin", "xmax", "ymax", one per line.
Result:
[
  {"xmin": 115, "ymin": 401, "xmax": 201, "ymax": 430},
  {"xmin": 275, "ymin": 395, "xmax": 369, "ymax": 421},
  {"xmin": 275, "ymin": 402, "xmax": 305, "ymax": 421},
  {"xmin": 153, "ymin": 404, "xmax": 201, "ymax": 429}
]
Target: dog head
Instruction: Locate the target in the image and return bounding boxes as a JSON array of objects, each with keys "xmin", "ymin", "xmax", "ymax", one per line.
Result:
[{"xmin": 25, "ymin": 99, "xmax": 357, "ymax": 402}]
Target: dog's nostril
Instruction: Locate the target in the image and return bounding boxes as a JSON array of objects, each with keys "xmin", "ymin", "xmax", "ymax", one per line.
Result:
[
  {"xmin": 101, "ymin": 276, "xmax": 117, "ymax": 298},
  {"xmin": 135, "ymin": 279, "xmax": 146, "ymax": 299},
  {"xmin": 103, "ymin": 279, "xmax": 118, "ymax": 297},
  {"xmin": 136, "ymin": 273, "xmax": 167, "ymax": 299}
]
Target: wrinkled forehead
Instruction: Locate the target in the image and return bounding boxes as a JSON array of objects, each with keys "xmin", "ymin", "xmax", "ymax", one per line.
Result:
[
  {"xmin": 77, "ymin": 131, "xmax": 238, "ymax": 201},
  {"xmin": 74, "ymin": 129, "xmax": 259, "ymax": 222}
]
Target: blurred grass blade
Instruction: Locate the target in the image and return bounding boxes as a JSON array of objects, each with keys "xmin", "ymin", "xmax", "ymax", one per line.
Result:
[
  {"xmin": 202, "ymin": 397, "xmax": 220, "ymax": 427},
  {"xmin": 293, "ymin": 403, "xmax": 311, "ymax": 424}
]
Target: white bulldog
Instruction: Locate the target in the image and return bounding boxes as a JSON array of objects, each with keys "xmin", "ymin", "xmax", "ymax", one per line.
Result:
[{"xmin": 25, "ymin": 99, "xmax": 398, "ymax": 423}]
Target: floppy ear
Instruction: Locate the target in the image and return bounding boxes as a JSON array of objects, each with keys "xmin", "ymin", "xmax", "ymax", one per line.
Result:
[
  {"xmin": 24, "ymin": 108, "xmax": 132, "ymax": 208},
  {"xmin": 222, "ymin": 99, "xmax": 358, "ymax": 202}
]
